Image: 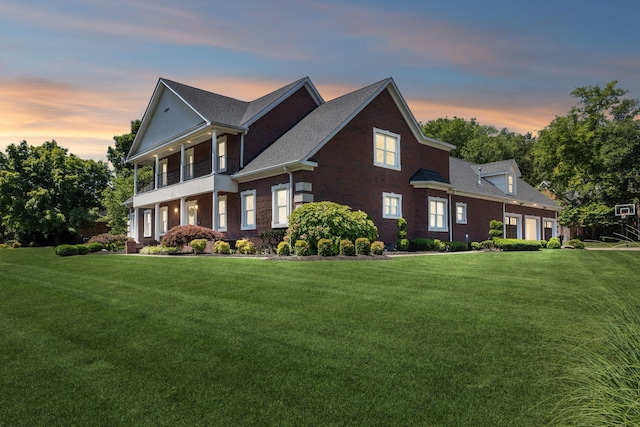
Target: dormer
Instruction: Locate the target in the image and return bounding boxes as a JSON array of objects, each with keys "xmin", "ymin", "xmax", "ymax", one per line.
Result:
[{"xmin": 478, "ymin": 159, "xmax": 521, "ymax": 196}]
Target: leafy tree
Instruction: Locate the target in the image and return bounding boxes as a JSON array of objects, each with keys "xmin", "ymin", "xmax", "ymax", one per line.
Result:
[
  {"xmin": 107, "ymin": 119, "xmax": 140, "ymax": 173},
  {"xmin": 532, "ymin": 80, "xmax": 640, "ymax": 237},
  {"xmin": 0, "ymin": 140, "xmax": 110, "ymax": 244},
  {"xmin": 421, "ymin": 117, "xmax": 481, "ymax": 157}
]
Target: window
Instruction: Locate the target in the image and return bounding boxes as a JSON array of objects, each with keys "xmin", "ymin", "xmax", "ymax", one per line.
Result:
[
  {"xmin": 217, "ymin": 136, "xmax": 227, "ymax": 172},
  {"xmin": 272, "ymin": 184, "xmax": 290, "ymax": 228},
  {"xmin": 428, "ymin": 197, "xmax": 448, "ymax": 232},
  {"xmin": 382, "ymin": 192, "xmax": 402, "ymax": 219},
  {"xmin": 185, "ymin": 148, "xmax": 194, "ymax": 180},
  {"xmin": 505, "ymin": 215, "xmax": 519, "ymax": 239},
  {"xmin": 186, "ymin": 201, "xmax": 198, "ymax": 226},
  {"xmin": 543, "ymin": 219, "xmax": 555, "ymax": 241},
  {"xmin": 456, "ymin": 202, "xmax": 467, "ymax": 224},
  {"xmin": 143, "ymin": 209, "xmax": 152, "ymax": 238},
  {"xmin": 160, "ymin": 206, "xmax": 168, "ymax": 235},
  {"xmin": 241, "ymin": 190, "xmax": 256, "ymax": 230},
  {"xmin": 374, "ymin": 128, "xmax": 401, "ymax": 170},
  {"xmin": 218, "ymin": 195, "xmax": 227, "ymax": 231},
  {"xmin": 158, "ymin": 159, "xmax": 168, "ymax": 187},
  {"xmin": 507, "ymin": 174, "xmax": 515, "ymax": 194}
]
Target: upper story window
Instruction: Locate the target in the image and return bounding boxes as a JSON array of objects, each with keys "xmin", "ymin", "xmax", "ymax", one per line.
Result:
[
  {"xmin": 158, "ymin": 158, "xmax": 168, "ymax": 187},
  {"xmin": 241, "ymin": 190, "xmax": 256, "ymax": 230},
  {"xmin": 382, "ymin": 192, "xmax": 402, "ymax": 219},
  {"xmin": 428, "ymin": 197, "xmax": 448, "ymax": 232},
  {"xmin": 507, "ymin": 174, "xmax": 515, "ymax": 194},
  {"xmin": 456, "ymin": 202, "xmax": 467, "ymax": 224},
  {"xmin": 374, "ymin": 128, "xmax": 401, "ymax": 171},
  {"xmin": 217, "ymin": 136, "xmax": 227, "ymax": 172},
  {"xmin": 185, "ymin": 148, "xmax": 194, "ymax": 180}
]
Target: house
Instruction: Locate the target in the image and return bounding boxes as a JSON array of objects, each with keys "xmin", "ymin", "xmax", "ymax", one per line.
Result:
[{"xmin": 125, "ymin": 76, "xmax": 561, "ymax": 247}]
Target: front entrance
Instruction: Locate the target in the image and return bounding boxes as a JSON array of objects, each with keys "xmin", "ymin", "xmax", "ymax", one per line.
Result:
[{"xmin": 186, "ymin": 200, "xmax": 198, "ymax": 226}]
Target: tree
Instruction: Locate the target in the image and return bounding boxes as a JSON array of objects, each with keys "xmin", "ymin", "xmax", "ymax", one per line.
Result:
[
  {"xmin": 107, "ymin": 119, "xmax": 140, "ymax": 174},
  {"xmin": 0, "ymin": 140, "xmax": 110, "ymax": 244},
  {"xmin": 532, "ymin": 80, "xmax": 640, "ymax": 237}
]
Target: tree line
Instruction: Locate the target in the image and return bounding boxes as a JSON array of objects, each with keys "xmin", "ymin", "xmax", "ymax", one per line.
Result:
[{"xmin": 1, "ymin": 80, "xmax": 638, "ymax": 245}]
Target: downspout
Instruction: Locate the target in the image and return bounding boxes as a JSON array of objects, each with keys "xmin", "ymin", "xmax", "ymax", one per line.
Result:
[
  {"xmin": 503, "ymin": 201, "xmax": 506, "ymax": 237},
  {"xmin": 240, "ymin": 134, "xmax": 245, "ymax": 168},
  {"xmin": 448, "ymin": 192, "xmax": 453, "ymax": 242},
  {"xmin": 284, "ymin": 166, "xmax": 293, "ymax": 216}
]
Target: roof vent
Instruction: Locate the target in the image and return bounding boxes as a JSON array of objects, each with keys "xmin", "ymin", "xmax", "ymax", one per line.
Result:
[{"xmin": 477, "ymin": 166, "xmax": 482, "ymax": 186}]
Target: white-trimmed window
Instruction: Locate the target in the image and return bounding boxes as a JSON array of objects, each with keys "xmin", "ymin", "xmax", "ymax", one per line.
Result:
[
  {"xmin": 382, "ymin": 192, "xmax": 402, "ymax": 219},
  {"xmin": 217, "ymin": 136, "xmax": 227, "ymax": 172},
  {"xmin": 456, "ymin": 202, "xmax": 467, "ymax": 224},
  {"xmin": 160, "ymin": 206, "xmax": 169, "ymax": 235},
  {"xmin": 271, "ymin": 184, "xmax": 290, "ymax": 228},
  {"xmin": 505, "ymin": 215, "xmax": 520, "ymax": 239},
  {"xmin": 158, "ymin": 158, "xmax": 168, "ymax": 187},
  {"xmin": 241, "ymin": 190, "xmax": 256, "ymax": 230},
  {"xmin": 143, "ymin": 209, "xmax": 153, "ymax": 238},
  {"xmin": 428, "ymin": 197, "xmax": 448, "ymax": 232},
  {"xmin": 374, "ymin": 128, "xmax": 401, "ymax": 170},
  {"xmin": 507, "ymin": 174, "xmax": 515, "ymax": 194},
  {"xmin": 185, "ymin": 147, "xmax": 194, "ymax": 180},
  {"xmin": 217, "ymin": 195, "xmax": 227, "ymax": 232}
]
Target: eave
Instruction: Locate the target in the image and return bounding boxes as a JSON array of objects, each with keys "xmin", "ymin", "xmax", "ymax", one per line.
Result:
[{"xmin": 232, "ymin": 161, "xmax": 318, "ymax": 183}]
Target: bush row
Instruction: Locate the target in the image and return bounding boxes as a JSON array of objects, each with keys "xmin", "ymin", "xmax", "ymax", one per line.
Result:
[
  {"xmin": 408, "ymin": 238, "xmax": 470, "ymax": 252},
  {"xmin": 276, "ymin": 238, "xmax": 385, "ymax": 257}
]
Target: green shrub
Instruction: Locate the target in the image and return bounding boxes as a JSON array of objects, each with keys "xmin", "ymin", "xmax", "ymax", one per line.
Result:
[
  {"xmin": 75, "ymin": 244, "xmax": 90, "ymax": 255},
  {"xmin": 568, "ymin": 239, "xmax": 585, "ymax": 249},
  {"xmin": 396, "ymin": 229, "xmax": 408, "ymax": 240},
  {"xmin": 447, "ymin": 241, "xmax": 470, "ymax": 252},
  {"xmin": 55, "ymin": 244, "xmax": 78, "ymax": 257},
  {"xmin": 480, "ymin": 240, "xmax": 495, "ymax": 250},
  {"xmin": 547, "ymin": 237, "xmax": 561, "ymax": 249},
  {"xmin": 410, "ymin": 238, "xmax": 434, "ymax": 251},
  {"xmin": 87, "ymin": 233, "xmax": 130, "ymax": 251},
  {"xmin": 276, "ymin": 241, "xmax": 291, "ymax": 256},
  {"xmin": 213, "ymin": 240, "xmax": 231, "ymax": 254},
  {"xmin": 539, "ymin": 239, "xmax": 547, "ymax": 249},
  {"xmin": 294, "ymin": 240, "xmax": 310, "ymax": 256},
  {"xmin": 371, "ymin": 241, "xmax": 385, "ymax": 255},
  {"xmin": 285, "ymin": 202, "xmax": 378, "ymax": 254},
  {"xmin": 340, "ymin": 239, "xmax": 355, "ymax": 256},
  {"xmin": 140, "ymin": 246, "xmax": 165, "ymax": 255},
  {"xmin": 161, "ymin": 225, "xmax": 224, "ymax": 248},
  {"xmin": 11, "ymin": 241, "xmax": 22, "ymax": 248},
  {"xmin": 433, "ymin": 239, "xmax": 446, "ymax": 252},
  {"xmin": 190, "ymin": 238, "xmax": 208, "ymax": 254},
  {"xmin": 493, "ymin": 238, "xmax": 541, "ymax": 251},
  {"xmin": 317, "ymin": 238, "xmax": 333, "ymax": 256},
  {"xmin": 355, "ymin": 238, "xmax": 371, "ymax": 255},
  {"xmin": 258, "ymin": 229, "xmax": 287, "ymax": 252},
  {"xmin": 397, "ymin": 217, "xmax": 407, "ymax": 231},
  {"xmin": 471, "ymin": 241, "xmax": 482, "ymax": 250},
  {"xmin": 29, "ymin": 241, "xmax": 39, "ymax": 248},
  {"xmin": 489, "ymin": 220, "xmax": 504, "ymax": 239},
  {"xmin": 396, "ymin": 238, "xmax": 409, "ymax": 251},
  {"xmin": 0, "ymin": 243, "xmax": 7, "ymax": 249},
  {"xmin": 235, "ymin": 239, "xmax": 257, "ymax": 255},
  {"xmin": 87, "ymin": 242, "xmax": 104, "ymax": 253}
]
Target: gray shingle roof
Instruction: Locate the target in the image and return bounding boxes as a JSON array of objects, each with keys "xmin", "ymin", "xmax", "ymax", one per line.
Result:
[
  {"xmin": 450, "ymin": 157, "xmax": 559, "ymax": 208},
  {"xmin": 161, "ymin": 77, "xmax": 313, "ymax": 129},
  {"xmin": 410, "ymin": 168, "xmax": 450, "ymax": 184},
  {"xmin": 479, "ymin": 159, "xmax": 520, "ymax": 176},
  {"xmin": 237, "ymin": 78, "xmax": 392, "ymax": 175}
]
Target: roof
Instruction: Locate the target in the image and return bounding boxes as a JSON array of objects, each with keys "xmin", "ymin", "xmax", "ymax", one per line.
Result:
[
  {"xmin": 449, "ymin": 157, "xmax": 560, "ymax": 209},
  {"xmin": 235, "ymin": 78, "xmax": 454, "ymax": 178},
  {"xmin": 410, "ymin": 168, "xmax": 450, "ymax": 184},
  {"xmin": 479, "ymin": 159, "xmax": 521, "ymax": 177}
]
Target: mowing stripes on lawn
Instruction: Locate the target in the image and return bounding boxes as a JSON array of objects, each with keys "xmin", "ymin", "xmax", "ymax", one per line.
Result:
[{"xmin": 1, "ymin": 248, "xmax": 640, "ymax": 426}]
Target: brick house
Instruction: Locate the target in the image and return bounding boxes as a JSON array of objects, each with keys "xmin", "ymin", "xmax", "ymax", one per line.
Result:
[{"xmin": 125, "ymin": 76, "xmax": 560, "ymax": 246}]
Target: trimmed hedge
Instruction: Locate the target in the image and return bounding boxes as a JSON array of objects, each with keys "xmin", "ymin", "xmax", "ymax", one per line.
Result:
[
  {"xmin": 294, "ymin": 240, "xmax": 310, "ymax": 256},
  {"xmin": 355, "ymin": 238, "xmax": 371, "ymax": 255},
  {"xmin": 87, "ymin": 242, "xmax": 104, "ymax": 253},
  {"xmin": 339, "ymin": 239, "xmax": 355, "ymax": 256},
  {"xmin": 75, "ymin": 244, "xmax": 90, "ymax": 255},
  {"xmin": 235, "ymin": 239, "xmax": 257, "ymax": 255},
  {"xmin": 213, "ymin": 240, "xmax": 231, "ymax": 254},
  {"xmin": 568, "ymin": 239, "xmax": 585, "ymax": 249},
  {"xmin": 190, "ymin": 239, "xmax": 208, "ymax": 254},
  {"xmin": 276, "ymin": 241, "xmax": 291, "ymax": 256},
  {"xmin": 371, "ymin": 241, "xmax": 385, "ymax": 255},
  {"xmin": 55, "ymin": 245, "xmax": 78, "ymax": 257},
  {"xmin": 87, "ymin": 233, "xmax": 130, "ymax": 251},
  {"xmin": 410, "ymin": 238, "xmax": 434, "ymax": 251},
  {"xmin": 317, "ymin": 238, "xmax": 333, "ymax": 256},
  {"xmin": 547, "ymin": 237, "xmax": 561, "ymax": 249},
  {"xmin": 493, "ymin": 238, "xmax": 541, "ymax": 251}
]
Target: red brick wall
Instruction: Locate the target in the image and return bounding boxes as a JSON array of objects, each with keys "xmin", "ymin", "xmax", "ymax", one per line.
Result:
[
  {"xmin": 244, "ymin": 87, "xmax": 319, "ymax": 165},
  {"xmin": 451, "ymin": 196, "xmax": 503, "ymax": 242}
]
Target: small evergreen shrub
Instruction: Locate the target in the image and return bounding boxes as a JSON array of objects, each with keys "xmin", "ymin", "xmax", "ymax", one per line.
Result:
[
  {"xmin": 29, "ymin": 241, "xmax": 39, "ymax": 247},
  {"xmin": 87, "ymin": 233, "xmax": 130, "ymax": 251},
  {"xmin": 75, "ymin": 244, "xmax": 90, "ymax": 255},
  {"xmin": 396, "ymin": 238, "xmax": 409, "ymax": 251},
  {"xmin": 371, "ymin": 241, "xmax": 385, "ymax": 255},
  {"xmin": 397, "ymin": 217, "xmax": 407, "ymax": 231},
  {"xmin": 447, "ymin": 241, "xmax": 470, "ymax": 252},
  {"xmin": 568, "ymin": 239, "xmax": 585, "ymax": 249},
  {"xmin": 547, "ymin": 237, "xmax": 561, "ymax": 249},
  {"xmin": 355, "ymin": 238, "xmax": 371, "ymax": 255},
  {"xmin": 55, "ymin": 244, "xmax": 78, "ymax": 257},
  {"xmin": 235, "ymin": 239, "xmax": 257, "ymax": 255},
  {"xmin": 396, "ymin": 229, "xmax": 408, "ymax": 240},
  {"xmin": 494, "ymin": 238, "xmax": 541, "ymax": 251},
  {"xmin": 140, "ymin": 246, "xmax": 165, "ymax": 255},
  {"xmin": 539, "ymin": 239, "xmax": 548, "ymax": 249},
  {"xmin": 489, "ymin": 220, "xmax": 504, "ymax": 239},
  {"xmin": 340, "ymin": 239, "xmax": 355, "ymax": 256},
  {"xmin": 317, "ymin": 238, "xmax": 333, "ymax": 256},
  {"xmin": 294, "ymin": 240, "xmax": 310, "ymax": 256},
  {"xmin": 471, "ymin": 241, "xmax": 482, "ymax": 250},
  {"xmin": 88, "ymin": 242, "xmax": 104, "ymax": 253},
  {"xmin": 433, "ymin": 239, "xmax": 446, "ymax": 252},
  {"xmin": 276, "ymin": 241, "xmax": 291, "ymax": 256},
  {"xmin": 213, "ymin": 240, "xmax": 231, "ymax": 254},
  {"xmin": 410, "ymin": 238, "xmax": 434, "ymax": 251},
  {"xmin": 480, "ymin": 240, "xmax": 496, "ymax": 250},
  {"xmin": 190, "ymin": 238, "xmax": 208, "ymax": 254},
  {"xmin": 161, "ymin": 225, "xmax": 224, "ymax": 248}
]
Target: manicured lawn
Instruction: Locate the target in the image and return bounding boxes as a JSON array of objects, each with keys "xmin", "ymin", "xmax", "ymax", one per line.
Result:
[{"xmin": 1, "ymin": 248, "xmax": 639, "ymax": 426}]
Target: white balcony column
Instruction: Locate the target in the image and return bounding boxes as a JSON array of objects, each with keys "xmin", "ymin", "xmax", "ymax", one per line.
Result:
[
  {"xmin": 133, "ymin": 208, "xmax": 139, "ymax": 242},
  {"xmin": 154, "ymin": 203, "xmax": 161, "ymax": 242},
  {"xmin": 180, "ymin": 143, "xmax": 185, "ymax": 182},
  {"xmin": 133, "ymin": 163, "xmax": 138, "ymax": 195},
  {"xmin": 154, "ymin": 155, "xmax": 159, "ymax": 190},
  {"xmin": 180, "ymin": 197, "xmax": 186, "ymax": 226},
  {"xmin": 211, "ymin": 130, "xmax": 217, "ymax": 173}
]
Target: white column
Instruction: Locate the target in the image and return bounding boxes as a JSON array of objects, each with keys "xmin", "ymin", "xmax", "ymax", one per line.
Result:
[
  {"xmin": 154, "ymin": 203, "xmax": 160, "ymax": 241},
  {"xmin": 211, "ymin": 130, "xmax": 217, "ymax": 173},
  {"xmin": 154, "ymin": 156, "xmax": 159, "ymax": 189},
  {"xmin": 212, "ymin": 192, "xmax": 218, "ymax": 230},
  {"xmin": 180, "ymin": 197, "xmax": 186, "ymax": 226},
  {"xmin": 180, "ymin": 143, "xmax": 185, "ymax": 182},
  {"xmin": 133, "ymin": 208, "xmax": 139, "ymax": 242}
]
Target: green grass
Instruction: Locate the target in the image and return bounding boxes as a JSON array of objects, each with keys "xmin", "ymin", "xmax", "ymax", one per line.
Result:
[{"xmin": 1, "ymin": 248, "xmax": 640, "ymax": 426}]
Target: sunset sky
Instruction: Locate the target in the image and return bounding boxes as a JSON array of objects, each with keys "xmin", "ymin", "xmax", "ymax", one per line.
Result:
[{"xmin": 1, "ymin": 0, "xmax": 639, "ymax": 161}]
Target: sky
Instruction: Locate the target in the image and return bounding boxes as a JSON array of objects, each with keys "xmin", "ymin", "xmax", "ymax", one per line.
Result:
[{"xmin": 1, "ymin": 0, "xmax": 639, "ymax": 162}]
